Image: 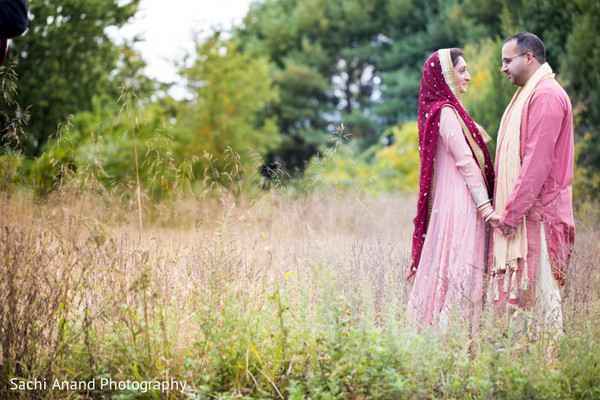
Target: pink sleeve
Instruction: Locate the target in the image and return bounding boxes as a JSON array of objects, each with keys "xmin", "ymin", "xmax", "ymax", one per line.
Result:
[
  {"xmin": 439, "ymin": 107, "xmax": 489, "ymax": 206},
  {"xmin": 502, "ymin": 91, "xmax": 564, "ymax": 227}
]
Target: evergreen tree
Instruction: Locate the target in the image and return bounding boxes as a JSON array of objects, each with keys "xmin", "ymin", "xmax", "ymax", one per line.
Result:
[{"xmin": 175, "ymin": 35, "xmax": 279, "ymax": 182}]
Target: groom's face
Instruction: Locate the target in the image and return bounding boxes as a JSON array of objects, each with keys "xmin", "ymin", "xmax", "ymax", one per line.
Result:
[{"xmin": 501, "ymin": 40, "xmax": 529, "ymax": 87}]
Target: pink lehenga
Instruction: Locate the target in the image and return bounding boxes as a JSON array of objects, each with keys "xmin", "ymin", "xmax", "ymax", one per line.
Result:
[{"xmin": 406, "ymin": 49, "xmax": 495, "ymax": 329}]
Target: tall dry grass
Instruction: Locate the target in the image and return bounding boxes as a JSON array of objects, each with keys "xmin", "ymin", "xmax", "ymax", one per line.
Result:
[
  {"xmin": 1, "ymin": 187, "xmax": 600, "ymax": 399},
  {"xmin": 0, "ymin": 188, "xmax": 412, "ymax": 398}
]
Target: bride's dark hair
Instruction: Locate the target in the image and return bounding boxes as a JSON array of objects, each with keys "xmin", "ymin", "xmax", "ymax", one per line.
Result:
[{"xmin": 449, "ymin": 48, "xmax": 464, "ymax": 67}]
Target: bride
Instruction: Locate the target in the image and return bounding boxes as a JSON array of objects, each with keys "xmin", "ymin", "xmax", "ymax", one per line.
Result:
[{"xmin": 406, "ymin": 48, "xmax": 499, "ymax": 329}]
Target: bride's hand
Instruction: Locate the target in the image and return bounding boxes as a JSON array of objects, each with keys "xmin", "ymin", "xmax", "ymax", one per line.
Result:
[{"xmin": 488, "ymin": 213, "xmax": 501, "ymax": 231}]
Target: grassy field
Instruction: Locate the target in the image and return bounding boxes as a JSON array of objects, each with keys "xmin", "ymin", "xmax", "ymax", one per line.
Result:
[{"xmin": 1, "ymin": 188, "xmax": 600, "ymax": 399}]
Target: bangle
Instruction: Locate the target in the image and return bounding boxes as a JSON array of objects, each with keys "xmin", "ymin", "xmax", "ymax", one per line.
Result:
[
  {"xmin": 478, "ymin": 203, "xmax": 494, "ymax": 220},
  {"xmin": 485, "ymin": 211, "xmax": 497, "ymax": 222},
  {"xmin": 477, "ymin": 202, "xmax": 492, "ymax": 211}
]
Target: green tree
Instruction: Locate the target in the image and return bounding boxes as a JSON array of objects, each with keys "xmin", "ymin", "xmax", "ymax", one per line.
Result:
[
  {"xmin": 7, "ymin": 0, "xmax": 143, "ymax": 155},
  {"xmin": 26, "ymin": 90, "xmax": 194, "ymax": 200},
  {"xmin": 237, "ymin": 0, "xmax": 396, "ymax": 170},
  {"xmin": 175, "ymin": 35, "xmax": 280, "ymax": 184},
  {"xmin": 562, "ymin": 0, "xmax": 600, "ymax": 199},
  {"xmin": 376, "ymin": 0, "xmax": 505, "ymax": 124},
  {"xmin": 501, "ymin": 0, "xmax": 600, "ymax": 199},
  {"xmin": 236, "ymin": 0, "xmax": 508, "ymax": 173},
  {"xmin": 372, "ymin": 121, "xmax": 420, "ymax": 192}
]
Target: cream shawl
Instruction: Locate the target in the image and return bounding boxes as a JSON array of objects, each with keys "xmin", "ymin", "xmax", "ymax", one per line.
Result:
[{"xmin": 491, "ymin": 62, "xmax": 555, "ymax": 300}]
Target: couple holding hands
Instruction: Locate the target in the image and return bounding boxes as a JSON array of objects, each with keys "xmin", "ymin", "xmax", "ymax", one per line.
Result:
[{"xmin": 407, "ymin": 32, "xmax": 575, "ymax": 341}]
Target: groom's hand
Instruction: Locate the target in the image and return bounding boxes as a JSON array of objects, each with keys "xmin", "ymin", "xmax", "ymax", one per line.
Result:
[{"xmin": 499, "ymin": 221, "xmax": 516, "ymax": 238}]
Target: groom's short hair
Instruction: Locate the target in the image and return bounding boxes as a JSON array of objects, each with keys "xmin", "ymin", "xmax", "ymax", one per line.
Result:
[{"xmin": 505, "ymin": 32, "xmax": 546, "ymax": 64}]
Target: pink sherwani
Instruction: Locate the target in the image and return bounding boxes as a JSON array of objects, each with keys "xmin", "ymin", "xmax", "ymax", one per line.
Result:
[
  {"xmin": 407, "ymin": 107, "xmax": 488, "ymax": 327},
  {"xmin": 493, "ymin": 78, "xmax": 575, "ymax": 310}
]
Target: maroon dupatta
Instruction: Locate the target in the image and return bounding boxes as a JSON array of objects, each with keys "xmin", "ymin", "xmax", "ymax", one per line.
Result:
[{"xmin": 408, "ymin": 50, "xmax": 495, "ymax": 281}]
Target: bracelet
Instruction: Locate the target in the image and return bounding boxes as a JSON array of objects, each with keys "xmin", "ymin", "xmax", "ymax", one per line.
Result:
[
  {"xmin": 478, "ymin": 203, "xmax": 494, "ymax": 220},
  {"xmin": 477, "ymin": 201, "xmax": 491, "ymax": 211},
  {"xmin": 484, "ymin": 211, "xmax": 497, "ymax": 222}
]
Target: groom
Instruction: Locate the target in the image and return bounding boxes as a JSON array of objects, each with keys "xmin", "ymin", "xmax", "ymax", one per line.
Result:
[{"xmin": 490, "ymin": 32, "xmax": 575, "ymax": 336}]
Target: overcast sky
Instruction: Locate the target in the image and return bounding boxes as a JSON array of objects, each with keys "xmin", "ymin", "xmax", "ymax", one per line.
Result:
[{"xmin": 115, "ymin": 0, "xmax": 256, "ymax": 94}]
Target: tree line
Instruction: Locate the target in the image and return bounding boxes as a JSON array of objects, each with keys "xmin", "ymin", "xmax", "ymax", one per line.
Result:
[{"xmin": 1, "ymin": 0, "xmax": 598, "ymax": 200}]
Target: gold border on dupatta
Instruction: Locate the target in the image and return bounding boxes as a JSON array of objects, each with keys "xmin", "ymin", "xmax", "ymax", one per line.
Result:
[
  {"xmin": 439, "ymin": 49, "xmax": 490, "ymax": 191},
  {"xmin": 439, "ymin": 49, "xmax": 462, "ymax": 103}
]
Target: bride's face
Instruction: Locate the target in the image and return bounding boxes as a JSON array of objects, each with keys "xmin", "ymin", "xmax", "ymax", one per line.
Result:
[{"xmin": 453, "ymin": 56, "xmax": 471, "ymax": 93}]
